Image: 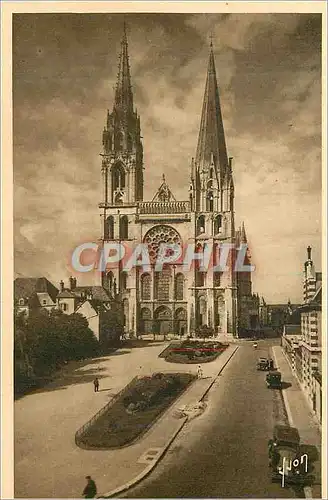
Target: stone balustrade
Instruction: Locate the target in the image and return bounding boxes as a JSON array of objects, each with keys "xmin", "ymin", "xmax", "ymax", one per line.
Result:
[{"xmin": 138, "ymin": 201, "xmax": 191, "ymax": 214}]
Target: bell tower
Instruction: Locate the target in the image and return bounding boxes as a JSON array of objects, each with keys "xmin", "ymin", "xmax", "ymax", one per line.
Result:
[
  {"xmin": 190, "ymin": 41, "xmax": 237, "ymax": 336},
  {"xmin": 101, "ymin": 25, "xmax": 143, "ymax": 207}
]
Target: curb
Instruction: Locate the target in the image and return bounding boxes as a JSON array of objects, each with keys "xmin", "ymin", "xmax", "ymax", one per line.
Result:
[
  {"xmin": 271, "ymin": 347, "xmax": 313, "ymax": 499},
  {"xmin": 200, "ymin": 345, "xmax": 239, "ymax": 402},
  {"xmin": 99, "ymin": 345, "xmax": 239, "ymax": 498}
]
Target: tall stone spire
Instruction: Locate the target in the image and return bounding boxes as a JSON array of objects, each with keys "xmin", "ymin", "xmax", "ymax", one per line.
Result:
[
  {"xmin": 114, "ymin": 23, "xmax": 133, "ymax": 114},
  {"xmin": 196, "ymin": 44, "xmax": 228, "ymax": 180}
]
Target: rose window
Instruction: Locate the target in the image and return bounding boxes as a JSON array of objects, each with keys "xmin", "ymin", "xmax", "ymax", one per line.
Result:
[{"xmin": 143, "ymin": 225, "xmax": 182, "ymax": 263}]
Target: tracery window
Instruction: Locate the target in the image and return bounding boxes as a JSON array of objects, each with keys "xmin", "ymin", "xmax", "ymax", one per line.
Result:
[
  {"xmin": 175, "ymin": 273, "xmax": 184, "ymax": 300},
  {"xmin": 155, "ymin": 269, "xmax": 171, "ymax": 301},
  {"xmin": 214, "ymin": 215, "xmax": 222, "ymax": 234},
  {"xmin": 120, "ymin": 271, "xmax": 128, "ymax": 291},
  {"xmin": 104, "ymin": 216, "xmax": 114, "ymax": 239},
  {"xmin": 196, "ymin": 215, "xmax": 205, "ymax": 235},
  {"xmin": 143, "ymin": 225, "xmax": 181, "ymax": 264},
  {"xmin": 214, "ymin": 272, "xmax": 223, "ymax": 287},
  {"xmin": 120, "ymin": 215, "xmax": 128, "ymax": 240},
  {"xmin": 141, "ymin": 274, "xmax": 151, "ymax": 300}
]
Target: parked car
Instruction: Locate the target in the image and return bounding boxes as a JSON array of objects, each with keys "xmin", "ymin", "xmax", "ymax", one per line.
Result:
[
  {"xmin": 257, "ymin": 357, "xmax": 269, "ymax": 370},
  {"xmin": 268, "ymin": 425, "xmax": 312, "ymax": 485},
  {"xmin": 266, "ymin": 370, "xmax": 282, "ymax": 389}
]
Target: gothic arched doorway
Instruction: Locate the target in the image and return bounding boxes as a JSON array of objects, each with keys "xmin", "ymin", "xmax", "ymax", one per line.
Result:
[
  {"xmin": 140, "ymin": 307, "xmax": 152, "ymax": 334},
  {"xmin": 154, "ymin": 305, "xmax": 172, "ymax": 335},
  {"xmin": 174, "ymin": 308, "xmax": 187, "ymax": 336}
]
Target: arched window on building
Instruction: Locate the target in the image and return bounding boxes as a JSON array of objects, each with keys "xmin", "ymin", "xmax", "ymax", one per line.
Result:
[
  {"xmin": 104, "ymin": 216, "xmax": 114, "ymax": 240},
  {"xmin": 195, "ymin": 271, "xmax": 206, "ymax": 287},
  {"xmin": 206, "ymin": 190, "xmax": 214, "ymax": 212},
  {"xmin": 120, "ymin": 271, "xmax": 128, "ymax": 291},
  {"xmin": 112, "ymin": 163, "xmax": 126, "ymax": 191},
  {"xmin": 154, "ymin": 269, "xmax": 171, "ymax": 301},
  {"xmin": 196, "ymin": 215, "xmax": 205, "ymax": 236},
  {"xmin": 214, "ymin": 215, "xmax": 222, "ymax": 235},
  {"xmin": 127, "ymin": 134, "xmax": 133, "ymax": 152},
  {"xmin": 114, "ymin": 131, "xmax": 124, "ymax": 151},
  {"xmin": 174, "ymin": 273, "xmax": 184, "ymax": 300},
  {"xmin": 123, "ymin": 299, "xmax": 129, "ymax": 328},
  {"xmin": 141, "ymin": 273, "xmax": 151, "ymax": 300},
  {"xmin": 106, "ymin": 271, "xmax": 114, "ymax": 294},
  {"xmin": 214, "ymin": 271, "xmax": 223, "ymax": 287},
  {"xmin": 120, "ymin": 215, "xmax": 129, "ymax": 240}
]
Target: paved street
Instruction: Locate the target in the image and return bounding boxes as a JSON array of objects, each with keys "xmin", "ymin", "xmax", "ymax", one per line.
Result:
[
  {"xmin": 120, "ymin": 339, "xmax": 298, "ymax": 498},
  {"xmin": 14, "ymin": 340, "xmax": 233, "ymax": 498}
]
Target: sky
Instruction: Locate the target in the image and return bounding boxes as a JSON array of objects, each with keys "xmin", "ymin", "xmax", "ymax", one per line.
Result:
[{"xmin": 13, "ymin": 12, "xmax": 322, "ymax": 303}]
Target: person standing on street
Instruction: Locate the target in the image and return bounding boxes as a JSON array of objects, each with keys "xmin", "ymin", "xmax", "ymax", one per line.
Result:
[
  {"xmin": 197, "ymin": 365, "xmax": 203, "ymax": 379},
  {"xmin": 93, "ymin": 377, "xmax": 99, "ymax": 393},
  {"xmin": 82, "ymin": 476, "xmax": 97, "ymax": 498}
]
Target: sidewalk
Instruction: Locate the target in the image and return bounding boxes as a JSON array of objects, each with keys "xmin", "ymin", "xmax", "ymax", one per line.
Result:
[
  {"xmin": 272, "ymin": 346, "xmax": 322, "ymax": 499},
  {"xmin": 15, "ymin": 342, "xmax": 238, "ymax": 498}
]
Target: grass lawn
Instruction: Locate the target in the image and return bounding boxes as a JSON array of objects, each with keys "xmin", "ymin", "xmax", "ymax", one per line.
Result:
[
  {"xmin": 159, "ymin": 340, "xmax": 229, "ymax": 364},
  {"xmin": 76, "ymin": 372, "xmax": 195, "ymax": 449}
]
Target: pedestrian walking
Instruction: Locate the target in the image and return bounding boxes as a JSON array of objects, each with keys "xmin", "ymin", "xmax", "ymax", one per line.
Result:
[
  {"xmin": 197, "ymin": 365, "xmax": 203, "ymax": 379},
  {"xmin": 93, "ymin": 377, "xmax": 99, "ymax": 392},
  {"xmin": 82, "ymin": 476, "xmax": 97, "ymax": 498}
]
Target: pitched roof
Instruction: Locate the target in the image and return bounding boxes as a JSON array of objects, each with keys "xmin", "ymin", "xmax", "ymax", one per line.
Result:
[
  {"xmin": 266, "ymin": 304, "xmax": 301, "ymax": 311},
  {"xmin": 14, "ymin": 277, "xmax": 59, "ymax": 303},
  {"xmin": 75, "ymin": 299, "xmax": 99, "ymax": 316},
  {"xmin": 57, "ymin": 290, "xmax": 76, "ymax": 299},
  {"xmin": 73, "ymin": 286, "xmax": 111, "ymax": 302},
  {"xmin": 152, "ymin": 175, "xmax": 176, "ymax": 202}
]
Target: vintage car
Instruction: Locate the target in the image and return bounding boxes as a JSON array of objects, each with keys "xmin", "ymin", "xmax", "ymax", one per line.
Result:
[
  {"xmin": 257, "ymin": 357, "xmax": 269, "ymax": 370},
  {"xmin": 268, "ymin": 425, "xmax": 311, "ymax": 485},
  {"xmin": 257, "ymin": 358, "xmax": 275, "ymax": 370},
  {"xmin": 266, "ymin": 370, "xmax": 282, "ymax": 389}
]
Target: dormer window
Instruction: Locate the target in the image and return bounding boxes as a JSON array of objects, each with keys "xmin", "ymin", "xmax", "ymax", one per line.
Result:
[
  {"xmin": 42, "ymin": 300, "xmax": 47, "ymax": 305},
  {"xmin": 19, "ymin": 298, "xmax": 24, "ymax": 306}
]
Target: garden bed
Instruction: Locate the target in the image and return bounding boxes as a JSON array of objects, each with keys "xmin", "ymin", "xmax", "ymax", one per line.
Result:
[
  {"xmin": 159, "ymin": 340, "xmax": 229, "ymax": 364},
  {"xmin": 76, "ymin": 372, "xmax": 195, "ymax": 449}
]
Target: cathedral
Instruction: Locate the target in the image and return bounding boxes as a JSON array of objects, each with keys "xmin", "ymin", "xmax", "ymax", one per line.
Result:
[{"xmin": 99, "ymin": 27, "xmax": 259, "ymax": 338}]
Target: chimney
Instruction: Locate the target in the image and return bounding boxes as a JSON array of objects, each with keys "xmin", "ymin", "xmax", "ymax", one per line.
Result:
[
  {"xmin": 60, "ymin": 280, "xmax": 64, "ymax": 292},
  {"xmin": 69, "ymin": 276, "xmax": 76, "ymax": 290}
]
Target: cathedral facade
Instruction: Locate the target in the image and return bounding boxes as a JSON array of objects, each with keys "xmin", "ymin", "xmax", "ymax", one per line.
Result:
[{"xmin": 99, "ymin": 28, "xmax": 259, "ymax": 338}]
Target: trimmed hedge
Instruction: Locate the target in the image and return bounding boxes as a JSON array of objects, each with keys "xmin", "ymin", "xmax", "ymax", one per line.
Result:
[
  {"xmin": 76, "ymin": 372, "xmax": 195, "ymax": 449},
  {"xmin": 160, "ymin": 340, "xmax": 229, "ymax": 364}
]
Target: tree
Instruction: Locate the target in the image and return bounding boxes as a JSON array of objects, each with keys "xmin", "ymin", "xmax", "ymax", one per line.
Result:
[
  {"xmin": 99, "ymin": 310, "xmax": 124, "ymax": 348},
  {"xmin": 14, "ymin": 309, "xmax": 100, "ymax": 393},
  {"xmin": 195, "ymin": 325, "xmax": 215, "ymax": 340}
]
